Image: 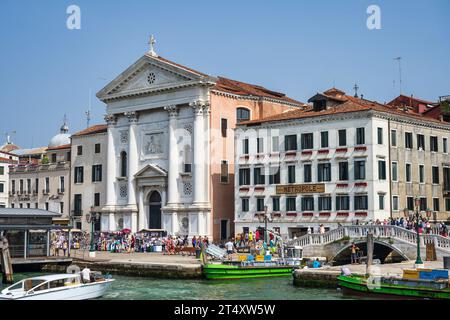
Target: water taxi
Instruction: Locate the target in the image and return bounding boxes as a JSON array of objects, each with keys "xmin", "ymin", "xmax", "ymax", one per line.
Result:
[
  {"xmin": 338, "ymin": 268, "xmax": 450, "ymax": 300},
  {"xmin": 0, "ymin": 273, "xmax": 114, "ymax": 300}
]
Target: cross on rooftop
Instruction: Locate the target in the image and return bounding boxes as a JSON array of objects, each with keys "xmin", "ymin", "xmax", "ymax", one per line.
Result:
[{"xmin": 148, "ymin": 35, "xmax": 157, "ymax": 57}]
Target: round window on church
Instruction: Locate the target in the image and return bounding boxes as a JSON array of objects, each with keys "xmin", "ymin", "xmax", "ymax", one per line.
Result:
[{"xmin": 147, "ymin": 72, "xmax": 156, "ymax": 85}]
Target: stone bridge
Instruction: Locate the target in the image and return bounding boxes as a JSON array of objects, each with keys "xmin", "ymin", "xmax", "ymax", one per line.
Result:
[{"xmin": 288, "ymin": 225, "xmax": 450, "ymax": 265}]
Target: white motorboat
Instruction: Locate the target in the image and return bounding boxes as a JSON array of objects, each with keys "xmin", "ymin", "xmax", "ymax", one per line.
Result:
[{"xmin": 0, "ymin": 273, "xmax": 114, "ymax": 300}]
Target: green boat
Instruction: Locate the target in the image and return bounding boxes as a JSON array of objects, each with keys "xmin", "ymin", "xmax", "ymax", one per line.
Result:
[
  {"xmin": 338, "ymin": 274, "xmax": 450, "ymax": 300},
  {"xmin": 202, "ymin": 262, "xmax": 294, "ymax": 280}
]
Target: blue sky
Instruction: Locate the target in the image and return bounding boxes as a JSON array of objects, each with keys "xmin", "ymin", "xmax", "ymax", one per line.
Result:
[{"xmin": 0, "ymin": 0, "xmax": 449, "ymax": 148}]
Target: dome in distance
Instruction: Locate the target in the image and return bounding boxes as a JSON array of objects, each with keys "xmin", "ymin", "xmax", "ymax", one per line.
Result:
[{"xmin": 48, "ymin": 133, "xmax": 71, "ymax": 148}]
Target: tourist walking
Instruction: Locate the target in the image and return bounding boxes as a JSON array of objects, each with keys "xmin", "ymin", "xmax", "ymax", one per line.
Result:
[{"xmin": 350, "ymin": 243, "xmax": 360, "ymax": 264}]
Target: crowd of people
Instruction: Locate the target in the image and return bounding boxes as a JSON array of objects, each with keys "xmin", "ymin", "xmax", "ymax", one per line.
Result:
[
  {"xmin": 352, "ymin": 217, "xmax": 448, "ymax": 236},
  {"xmin": 224, "ymin": 229, "xmax": 283, "ymax": 257}
]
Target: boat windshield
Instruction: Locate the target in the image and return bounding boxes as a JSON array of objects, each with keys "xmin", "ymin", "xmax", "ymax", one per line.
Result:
[{"xmin": 24, "ymin": 279, "xmax": 46, "ymax": 292}]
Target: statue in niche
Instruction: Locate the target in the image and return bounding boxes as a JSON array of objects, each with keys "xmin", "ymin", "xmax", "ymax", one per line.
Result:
[{"xmin": 144, "ymin": 133, "xmax": 163, "ymax": 155}]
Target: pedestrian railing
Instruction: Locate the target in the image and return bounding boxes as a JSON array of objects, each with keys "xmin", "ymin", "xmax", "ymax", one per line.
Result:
[{"xmin": 288, "ymin": 225, "xmax": 450, "ymax": 252}]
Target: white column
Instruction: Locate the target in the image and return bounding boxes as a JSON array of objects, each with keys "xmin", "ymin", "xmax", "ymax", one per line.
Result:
[
  {"xmin": 164, "ymin": 105, "xmax": 179, "ymax": 206},
  {"xmin": 203, "ymin": 103, "xmax": 211, "ymax": 203},
  {"xmin": 138, "ymin": 189, "xmax": 145, "ymax": 231},
  {"xmin": 190, "ymin": 101, "xmax": 207, "ymax": 205},
  {"xmin": 172, "ymin": 212, "xmax": 178, "ymax": 235},
  {"xmin": 105, "ymin": 115, "xmax": 117, "ymax": 206},
  {"xmin": 109, "ymin": 213, "xmax": 116, "ymax": 231},
  {"xmin": 131, "ymin": 212, "xmax": 138, "ymax": 233},
  {"xmin": 125, "ymin": 111, "xmax": 139, "ymax": 207}
]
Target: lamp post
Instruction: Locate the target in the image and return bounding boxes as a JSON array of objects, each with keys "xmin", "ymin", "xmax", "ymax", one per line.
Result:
[
  {"xmin": 258, "ymin": 206, "xmax": 272, "ymax": 245},
  {"xmin": 413, "ymin": 197, "xmax": 424, "ymax": 267},
  {"xmin": 86, "ymin": 212, "xmax": 100, "ymax": 258}
]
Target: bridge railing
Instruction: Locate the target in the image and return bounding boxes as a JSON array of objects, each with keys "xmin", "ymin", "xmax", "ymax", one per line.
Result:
[{"xmin": 288, "ymin": 225, "xmax": 450, "ymax": 252}]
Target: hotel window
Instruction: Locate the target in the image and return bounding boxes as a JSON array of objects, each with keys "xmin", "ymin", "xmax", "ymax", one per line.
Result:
[
  {"xmin": 430, "ymin": 136, "xmax": 438, "ymax": 152},
  {"xmin": 221, "ymin": 118, "xmax": 227, "ymax": 137},
  {"xmin": 339, "ymin": 162, "xmax": 349, "ymax": 181},
  {"xmin": 318, "ymin": 196, "xmax": 331, "ymax": 211},
  {"xmin": 92, "ymin": 165, "xmax": 102, "ymax": 182},
  {"xmin": 257, "ymin": 137, "xmax": 264, "ymax": 153},
  {"xmin": 35, "ymin": 178, "xmax": 39, "ymax": 193},
  {"xmin": 446, "ymin": 199, "xmax": 450, "ymax": 212},
  {"xmin": 35, "ymin": 203, "xmax": 38, "ymax": 209},
  {"xmin": 77, "ymin": 145, "xmax": 83, "ymax": 155},
  {"xmin": 419, "ymin": 165, "xmax": 425, "ymax": 183},
  {"xmin": 268, "ymin": 167, "xmax": 280, "ymax": 185},
  {"xmin": 74, "ymin": 194, "xmax": 82, "ymax": 214},
  {"xmin": 407, "ymin": 197, "xmax": 414, "ymax": 211},
  {"xmin": 19, "ymin": 179, "xmax": 23, "ymax": 193},
  {"xmin": 377, "ymin": 128, "xmax": 383, "ymax": 145},
  {"xmin": 336, "ymin": 195, "xmax": 350, "ymax": 211},
  {"xmin": 0, "ymin": 183, "xmax": 3, "ymax": 193},
  {"xmin": 432, "ymin": 166, "xmax": 439, "ymax": 184},
  {"xmin": 45, "ymin": 177, "xmax": 50, "ymax": 193},
  {"xmin": 379, "ymin": 195, "xmax": 384, "ymax": 210},
  {"xmin": 11, "ymin": 203, "xmax": 14, "ymax": 208},
  {"xmin": 19, "ymin": 203, "xmax": 23, "ymax": 209},
  {"xmin": 433, "ymin": 198, "xmax": 440, "ymax": 212},
  {"xmin": 284, "ymin": 135, "xmax": 297, "ymax": 151},
  {"xmin": 254, "ymin": 167, "xmax": 265, "ymax": 185},
  {"xmin": 94, "ymin": 193, "xmax": 101, "ymax": 207},
  {"xmin": 272, "ymin": 197, "xmax": 280, "ymax": 212},
  {"xmin": 405, "ymin": 164, "xmax": 411, "ymax": 182},
  {"xmin": 354, "ymin": 160, "xmax": 366, "ymax": 180},
  {"xmin": 271, "ymin": 136, "xmax": 279, "ymax": 153},
  {"xmin": 220, "ymin": 161, "xmax": 229, "ymax": 183},
  {"xmin": 321, "ymin": 131, "xmax": 328, "ymax": 148},
  {"xmin": 356, "ymin": 127, "xmax": 365, "ymax": 145},
  {"xmin": 60, "ymin": 176, "xmax": 65, "ymax": 192},
  {"xmin": 392, "ymin": 196, "xmax": 399, "ymax": 211},
  {"xmin": 304, "ymin": 164, "xmax": 312, "ymax": 183},
  {"xmin": 354, "ymin": 195, "xmax": 368, "ymax": 210},
  {"xmin": 51, "ymin": 153, "xmax": 57, "ymax": 163},
  {"xmin": 392, "ymin": 162, "xmax": 398, "ymax": 181},
  {"xmin": 338, "ymin": 129, "xmax": 347, "ymax": 146},
  {"xmin": 11, "ymin": 180, "xmax": 15, "ymax": 193},
  {"xmin": 256, "ymin": 198, "xmax": 265, "ymax": 212},
  {"xmin": 417, "ymin": 134, "xmax": 425, "ymax": 150},
  {"xmin": 45, "ymin": 202, "xmax": 49, "ymax": 211},
  {"xmin": 239, "ymin": 168, "xmax": 250, "ymax": 186},
  {"xmin": 95, "ymin": 143, "xmax": 101, "ymax": 154},
  {"xmin": 318, "ymin": 163, "xmax": 331, "ymax": 182},
  {"xmin": 444, "ymin": 138, "xmax": 448, "ymax": 153},
  {"xmin": 27, "ymin": 179, "xmax": 31, "ymax": 193},
  {"xmin": 405, "ymin": 132, "xmax": 413, "ymax": 149},
  {"xmin": 286, "ymin": 197, "xmax": 296, "ymax": 211},
  {"xmin": 236, "ymin": 108, "xmax": 250, "ymax": 123},
  {"xmin": 378, "ymin": 161, "xmax": 386, "ymax": 180},
  {"xmin": 241, "ymin": 198, "xmax": 249, "ymax": 212},
  {"xmin": 288, "ymin": 165, "xmax": 296, "ymax": 184},
  {"xmin": 420, "ymin": 198, "xmax": 427, "ymax": 211},
  {"xmin": 27, "ymin": 203, "xmax": 31, "ymax": 209},
  {"xmin": 301, "ymin": 133, "xmax": 313, "ymax": 150},
  {"xmin": 391, "ymin": 130, "xmax": 397, "ymax": 147},
  {"xmin": 74, "ymin": 166, "xmax": 84, "ymax": 183},
  {"xmin": 242, "ymin": 139, "xmax": 249, "ymax": 155},
  {"xmin": 301, "ymin": 197, "xmax": 314, "ymax": 211},
  {"xmin": 60, "ymin": 202, "xmax": 64, "ymax": 214},
  {"xmin": 0, "ymin": 166, "xmax": 3, "ymax": 175}
]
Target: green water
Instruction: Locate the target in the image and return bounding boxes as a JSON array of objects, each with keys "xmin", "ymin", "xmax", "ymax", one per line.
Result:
[{"xmin": 2, "ymin": 273, "xmax": 355, "ymax": 300}]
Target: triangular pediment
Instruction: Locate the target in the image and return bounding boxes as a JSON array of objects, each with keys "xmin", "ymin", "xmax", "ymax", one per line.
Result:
[
  {"xmin": 135, "ymin": 164, "xmax": 168, "ymax": 179},
  {"xmin": 96, "ymin": 54, "xmax": 216, "ymax": 102}
]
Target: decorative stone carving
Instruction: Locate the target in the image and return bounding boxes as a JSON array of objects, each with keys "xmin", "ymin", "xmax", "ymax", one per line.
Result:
[
  {"xmin": 147, "ymin": 72, "xmax": 156, "ymax": 85},
  {"xmin": 189, "ymin": 100, "xmax": 209, "ymax": 116},
  {"xmin": 124, "ymin": 111, "xmax": 139, "ymax": 123},
  {"xmin": 143, "ymin": 133, "xmax": 164, "ymax": 155},
  {"xmin": 183, "ymin": 124, "xmax": 193, "ymax": 135},
  {"xmin": 179, "ymin": 216, "xmax": 189, "ymax": 234},
  {"xmin": 164, "ymin": 105, "xmax": 178, "ymax": 118},
  {"xmin": 120, "ymin": 130, "xmax": 128, "ymax": 144},
  {"xmin": 183, "ymin": 181, "xmax": 193, "ymax": 196},
  {"xmin": 119, "ymin": 184, "xmax": 128, "ymax": 199},
  {"xmin": 104, "ymin": 114, "xmax": 117, "ymax": 126}
]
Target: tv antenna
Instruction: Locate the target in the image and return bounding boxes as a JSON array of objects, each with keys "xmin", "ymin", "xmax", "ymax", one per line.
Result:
[
  {"xmin": 393, "ymin": 57, "xmax": 402, "ymax": 95},
  {"xmin": 85, "ymin": 89, "xmax": 92, "ymax": 128}
]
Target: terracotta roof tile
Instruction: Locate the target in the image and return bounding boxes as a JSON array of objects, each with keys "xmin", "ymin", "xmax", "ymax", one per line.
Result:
[
  {"xmin": 213, "ymin": 77, "xmax": 304, "ymax": 106},
  {"xmin": 241, "ymin": 91, "xmax": 449, "ymax": 126},
  {"xmin": 71, "ymin": 124, "xmax": 108, "ymax": 137},
  {"xmin": 47, "ymin": 144, "xmax": 71, "ymax": 151}
]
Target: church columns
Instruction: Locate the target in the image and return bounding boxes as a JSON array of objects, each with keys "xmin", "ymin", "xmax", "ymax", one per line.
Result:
[
  {"xmin": 203, "ymin": 104, "xmax": 211, "ymax": 203},
  {"xmin": 138, "ymin": 189, "xmax": 145, "ymax": 231},
  {"xmin": 125, "ymin": 111, "xmax": 139, "ymax": 207},
  {"xmin": 105, "ymin": 115, "xmax": 117, "ymax": 207},
  {"xmin": 109, "ymin": 212, "xmax": 116, "ymax": 231},
  {"xmin": 190, "ymin": 100, "xmax": 210, "ymax": 205},
  {"xmin": 164, "ymin": 105, "xmax": 179, "ymax": 206}
]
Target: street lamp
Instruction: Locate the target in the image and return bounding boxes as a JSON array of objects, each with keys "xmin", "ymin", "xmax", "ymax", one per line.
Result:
[
  {"xmin": 412, "ymin": 197, "xmax": 424, "ymax": 268},
  {"xmin": 258, "ymin": 206, "xmax": 272, "ymax": 244},
  {"xmin": 86, "ymin": 212, "xmax": 100, "ymax": 257}
]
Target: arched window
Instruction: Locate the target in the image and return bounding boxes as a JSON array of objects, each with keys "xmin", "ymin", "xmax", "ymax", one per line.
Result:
[
  {"xmin": 236, "ymin": 108, "xmax": 250, "ymax": 123},
  {"xmin": 120, "ymin": 151, "xmax": 127, "ymax": 177}
]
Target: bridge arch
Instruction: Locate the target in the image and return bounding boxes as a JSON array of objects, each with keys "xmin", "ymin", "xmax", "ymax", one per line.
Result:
[{"xmin": 330, "ymin": 239, "xmax": 409, "ymax": 266}]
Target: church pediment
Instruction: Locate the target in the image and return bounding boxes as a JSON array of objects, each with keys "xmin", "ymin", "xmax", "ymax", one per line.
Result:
[
  {"xmin": 134, "ymin": 163, "xmax": 168, "ymax": 179},
  {"xmin": 96, "ymin": 54, "xmax": 216, "ymax": 102}
]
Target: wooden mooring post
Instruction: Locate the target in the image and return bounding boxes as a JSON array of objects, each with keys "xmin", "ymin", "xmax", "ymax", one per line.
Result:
[
  {"xmin": 366, "ymin": 232, "xmax": 374, "ymax": 277},
  {"xmin": 0, "ymin": 237, "xmax": 14, "ymax": 284}
]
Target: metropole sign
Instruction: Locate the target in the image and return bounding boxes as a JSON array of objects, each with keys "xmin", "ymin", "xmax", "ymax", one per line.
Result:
[{"xmin": 275, "ymin": 184, "xmax": 325, "ymax": 195}]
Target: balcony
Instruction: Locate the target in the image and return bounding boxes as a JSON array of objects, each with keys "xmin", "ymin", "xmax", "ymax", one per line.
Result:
[
  {"xmin": 8, "ymin": 191, "xmax": 15, "ymax": 197},
  {"xmin": 58, "ymin": 188, "xmax": 65, "ymax": 195},
  {"xmin": 71, "ymin": 209, "xmax": 83, "ymax": 217},
  {"xmin": 42, "ymin": 189, "xmax": 50, "ymax": 195}
]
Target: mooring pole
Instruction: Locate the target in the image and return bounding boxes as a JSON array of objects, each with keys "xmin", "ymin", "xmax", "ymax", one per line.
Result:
[
  {"xmin": 0, "ymin": 237, "xmax": 14, "ymax": 284},
  {"xmin": 366, "ymin": 232, "xmax": 374, "ymax": 277}
]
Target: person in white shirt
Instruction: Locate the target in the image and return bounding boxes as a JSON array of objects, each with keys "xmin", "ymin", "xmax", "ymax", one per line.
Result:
[
  {"xmin": 224, "ymin": 240, "xmax": 234, "ymax": 254},
  {"xmin": 81, "ymin": 267, "xmax": 91, "ymax": 283}
]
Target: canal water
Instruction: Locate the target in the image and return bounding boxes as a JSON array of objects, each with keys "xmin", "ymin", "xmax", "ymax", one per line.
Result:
[{"xmin": 2, "ymin": 273, "xmax": 357, "ymax": 300}]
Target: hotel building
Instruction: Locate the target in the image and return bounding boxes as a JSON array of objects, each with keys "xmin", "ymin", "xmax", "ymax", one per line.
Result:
[{"xmin": 234, "ymin": 88, "xmax": 450, "ymax": 239}]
